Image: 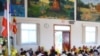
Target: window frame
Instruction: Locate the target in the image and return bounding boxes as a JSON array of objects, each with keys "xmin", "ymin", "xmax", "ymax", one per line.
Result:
[
  {"xmin": 83, "ymin": 26, "xmax": 98, "ymax": 44},
  {"xmin": 20, "ymin": 23, "xmax": 39, "ymax": 45}
]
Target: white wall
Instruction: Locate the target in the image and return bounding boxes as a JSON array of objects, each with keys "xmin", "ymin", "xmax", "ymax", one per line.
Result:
[{"xmin": 0, "ymin": 17, "xmax": 100, "ymax": 52}]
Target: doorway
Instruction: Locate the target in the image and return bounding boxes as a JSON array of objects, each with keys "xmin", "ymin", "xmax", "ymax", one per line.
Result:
[{"xmin": 54, "ymin": 25, "xmax": 71, "ymax": 53}]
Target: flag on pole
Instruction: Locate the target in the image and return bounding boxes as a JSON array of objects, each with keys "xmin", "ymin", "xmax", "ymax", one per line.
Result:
[
  {"xmin": 12, "ymin": 16, "xmax": 17, "ymax": 34},
  {"xmin": 9, "ymin": 4, "xmax": 17, "ymax": 34},
  {"xmin": 1, "ymin": 3, "xmax": 12, "ymax": 38},
  {"xmin": 1, "ymin": 3, "xmax": 8, "ymax": 38}
]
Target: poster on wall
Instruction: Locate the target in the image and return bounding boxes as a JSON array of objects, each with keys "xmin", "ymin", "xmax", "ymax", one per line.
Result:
[
  {"xmin": 28, "ymin": 0, "xmax": 74, "ymax": 20},
  {"xmin": 0, "ymin": 0, "xmax": 6, "ymax": 16},
  {"xmin": 0, "ymin": 0, "xmax": 25, "ymax": 17},
  {"xmin": 10, "ymin": 0, "xmax": 25, "ymax": 17},
  {"xmin": 77, "ymin": 0, "xmax": 100, "ymax": 21}
]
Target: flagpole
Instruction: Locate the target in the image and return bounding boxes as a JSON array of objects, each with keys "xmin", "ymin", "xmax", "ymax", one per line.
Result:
[
  {"xmin": 13, "ymin": 15, "xmax": 17, "ymax": 48},
  {"xmin": 7, "ymin": 0, "xmax": 11, "ymax": 56}
]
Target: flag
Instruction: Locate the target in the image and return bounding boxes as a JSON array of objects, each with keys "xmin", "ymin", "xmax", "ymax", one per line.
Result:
[
  {"xmin": 1, "ymin": 3, "xmax": 12, "ymax": 38},
  {"xmin": 9, "ymin": 4, "xmax": 17, "ymax": 34},
  {"xmin": 1, "ymin": 3, "xmax": 8, "ymax": 38},
  {"xmin": 12, "ymin": 16, "xmax": 17, "ymax": 34}
]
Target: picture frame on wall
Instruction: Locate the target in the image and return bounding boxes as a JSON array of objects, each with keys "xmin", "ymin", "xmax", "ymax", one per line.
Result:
[
  {"xmin": 0, "ymin": 0, "xmax": 6, "ymax": 16},
  {"xmin": 10, "ymin": 0, "xmax": 25, "ymax": 17},
  {"xmin": 77, "ymin": 0, "xmax": 100, "ymax": 21},
  {"xmin": 28, "ymin": 0, "xmax": 74, "ymax": 20},
  {"xmin": 0, "ymin": 0, "xmax": 25, "ymax": 17}
]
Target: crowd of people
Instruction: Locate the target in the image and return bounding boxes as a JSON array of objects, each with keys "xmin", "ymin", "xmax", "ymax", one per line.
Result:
[{"xmin": 17, "ymin": 45, "xmax": 100, "ymax": 56}]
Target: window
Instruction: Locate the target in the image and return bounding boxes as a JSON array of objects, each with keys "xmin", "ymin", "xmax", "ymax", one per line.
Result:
[
  {"xmin": 84, "ymin": 26, "xmax": 97, "ymax": 44},
  {"xmin": 55, "ymin": 25, "xmax": 70, "ymax": 31},
  {"xmin": 21, "ymin": 23, "xmax": 37, "ymax": 44}
]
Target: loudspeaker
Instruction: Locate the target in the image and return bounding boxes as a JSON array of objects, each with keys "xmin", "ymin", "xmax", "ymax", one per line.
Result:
[{"xmin": 69, "ymin": 21, "xmax": 75, "ymax": 24}]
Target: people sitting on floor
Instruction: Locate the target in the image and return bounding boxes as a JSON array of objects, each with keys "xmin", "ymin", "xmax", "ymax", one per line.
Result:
[
  {"xmin": 18, "ymin": 45, "xmax": 100, "ymax": 56},
  {"xmin": 49, "ymin": 46, "xmax": 57, "ymax": 56},
  {"xmin": 35, "ymin": 46, "xmax": 41, "ymax": 55},
  {"xmin": 20, "ymin": 48, "xmax": 26, "ymax": 56},
  {"xmin": 28, "ymin": 48, "xmax": 33, "ymax": 56},
  {"xmin": 61, "ymin": 51, "xmax": 67, "ymax": 56}
]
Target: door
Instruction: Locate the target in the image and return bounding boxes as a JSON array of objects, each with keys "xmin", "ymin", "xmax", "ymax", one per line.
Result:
[{"xmin": 63, "ymin": 31, "xmax": 70, "ymax": 51}]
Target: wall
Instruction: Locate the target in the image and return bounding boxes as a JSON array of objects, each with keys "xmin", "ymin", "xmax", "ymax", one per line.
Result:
[{"xmin": 0, "ymin": 17, "xmax": 100, "ymax": 52}]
